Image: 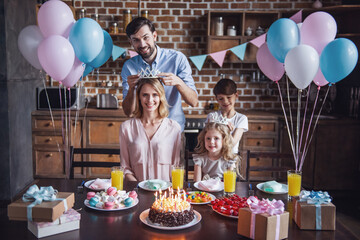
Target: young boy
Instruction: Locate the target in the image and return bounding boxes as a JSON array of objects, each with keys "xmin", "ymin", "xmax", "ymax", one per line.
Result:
[{"xmin": 206, "ymin": 78, "xmax": 248, "ymax": 154}]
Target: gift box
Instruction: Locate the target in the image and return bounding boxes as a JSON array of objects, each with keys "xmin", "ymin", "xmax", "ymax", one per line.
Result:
[
  {"xmin": 28, "ymin": 208, "xmax": 80, "ymax": 238},
  {"xmin": 293, "ymin": 191, "xmax": 336, "ymax": 230},
  {"xmin": 237, "ymin": 197, "xmax": 289, "ymax": 240},
  {"xmin": 8, "ymin": 185, "xmax": 74, "ymax": 222}
]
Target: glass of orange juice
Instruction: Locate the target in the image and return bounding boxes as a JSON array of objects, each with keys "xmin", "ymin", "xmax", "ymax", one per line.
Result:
[
  {"xmin": 111, "ymin": 166, "xmax": 124, "ymax": 190},
  {"xmin": 287, "ymin": 170, "xmax": 302, "ymax": 200},
  {"xmin": 171, "ymin": 165, "xmax": 184, "ymax": 190},
  {"xmin": 223, "ymin": 163, "xmax": 236, "ymax": 196}
]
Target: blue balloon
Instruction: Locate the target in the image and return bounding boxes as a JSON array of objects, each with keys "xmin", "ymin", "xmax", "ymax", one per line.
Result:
[
  {"xmin": 82, "ymin": 64, "xmax": 94, "ymax": 78},
  {"xmin": 267, "ymin": 18, "xmax": 300, "ymax": 63},
  {"xmin": 69, "ymin": 18, "xmax": 104, "ymax": 63},
  {"xmin": 320, "ymin": 38, "xmax": 358, "ymax": 84},
  {"xmin": 88, "ymin": 30, "xmax": 113, "ymax": 68}
]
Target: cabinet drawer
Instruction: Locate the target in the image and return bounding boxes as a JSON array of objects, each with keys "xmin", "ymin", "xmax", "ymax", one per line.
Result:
[
  {"xmin": 89, "ymin": 154, "xmax": 120, "ymax": 177},
  {"xmin": 34, "ymin": 119, "xmax": 63, "ymax": 131},
  {"xmin": 35, "ymin": 150, "xmax": 65, "ymax": 177},
  {"xmin": 34, "ymin": 135, "xmax": 63, "ymax": 146},
  {"xmin": 249, "ymin": 122, "xmax": 276, "ymax": 132},
  {"xmin": 88, "ymin": 120, "xmax": 123, "ymax": 146},
  {"xmin": 249, "ymin": 157, "xmax": 272, "ymax": 178},
  {"xmin": 246, "ymin": 138, "xmax": 275, "ymax": 148}
]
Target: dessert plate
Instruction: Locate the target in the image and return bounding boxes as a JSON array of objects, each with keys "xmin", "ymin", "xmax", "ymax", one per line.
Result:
[
  {"xmin": 84, "ymin": 179, "xmax": 111, "ymax": 191},
  {"xmin": 84, "ymin": 198, "xmax": 139, "ymax": 211},
  {"xmin": 211, "ymin": 206, "xmax": 238, "ymax": 219},
  {"xmin": 186, "ymin": 191, "xmax": 216, "ymax": 205},
  {"xmin": 256, "ymin": 183, "xmax": 288, "ymax": 195},
  {"xmin": 194, "ymin": 181, "xmax": 224, "ymax": 192},
  {"xmin": 138, "ymin": 179, "xmax": 172, "ymax": 191},
  {"xmin": 139, "ymin": 209, "xmax": 201, "ymax": 230}
]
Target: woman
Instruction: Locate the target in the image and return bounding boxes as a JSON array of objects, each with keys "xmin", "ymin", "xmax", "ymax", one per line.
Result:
[{"xmin": 119, "ymin": 78, "xmax": 182, "ymax": 181}]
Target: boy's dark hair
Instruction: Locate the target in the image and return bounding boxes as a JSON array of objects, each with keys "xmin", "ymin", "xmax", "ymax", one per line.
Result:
[
  {"xmin": 213, "ymin": 78, "xmax": 237, "ymax": 95},
  {"xmin": 126, "ymin": 17, "xmax": 156, "ymax": 37}
]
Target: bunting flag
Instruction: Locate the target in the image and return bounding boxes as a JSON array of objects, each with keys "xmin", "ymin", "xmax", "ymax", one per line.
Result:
[
  {"xmin": 129, "ymin": 50, "xmax": 138, "ymax": 58},
  {"xmin": 209, "ymin": 50, "xmax": 227, "ymax": 67},
  {"xmin": 112, "ymin": 45, "xmax": 126, "ymax": 61},
  {"xmin": 290, "ymin": 10, "xmax": 302, "ymax": 24},
  {"xmin": 230, "ymin": 43, "xmax": 247, "ymax": 61},
  {"xmin": 250, "ymin": 34, "xmax": 266, "ymax": 48},
  {"xmin": 189, "ymin": 54, "xmax": 207, "ymax": 71}
]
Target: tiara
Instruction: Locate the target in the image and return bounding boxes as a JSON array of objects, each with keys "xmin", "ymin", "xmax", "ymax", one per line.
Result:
[
  {"xmin": 138, "ymin": 66, "xmax": 160, "ymax": 79},
  {"xmin": 208, "ymin": 112, "xmax": 228, "ymax": 125}
]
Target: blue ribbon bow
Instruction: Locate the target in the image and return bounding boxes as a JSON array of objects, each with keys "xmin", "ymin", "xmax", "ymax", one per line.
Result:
[{"xmin": 22, "ymin": 185, "xmax": 68, "ymax": 221}]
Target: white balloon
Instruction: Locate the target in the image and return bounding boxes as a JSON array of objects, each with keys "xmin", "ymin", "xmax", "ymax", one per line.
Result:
[
  {"xmin": 17, "ymin": 25, "xmax": 43, "ymax": 70},
  {"xmin": 284, "ymin": 44, "xmax": 319, "ymax": 89}
]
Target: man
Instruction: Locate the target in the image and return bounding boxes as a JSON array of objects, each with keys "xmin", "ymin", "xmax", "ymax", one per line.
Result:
[{"xmin": 121, "ymin": 17, "xmax": 198, "ymax": 131}]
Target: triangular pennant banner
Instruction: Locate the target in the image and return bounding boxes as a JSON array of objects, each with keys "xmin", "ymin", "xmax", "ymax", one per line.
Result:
[
  {"xmin": 112, "ymin": 45, "xmax": 126, "ymax": 61},
  {"xmin": 250, "ymin": 34, "xmax": 266, "ymax": 48},
  {"xmin": 290, "ymin": 10, "xmax": 302, "ymax": 24},
  {"xmin": 209, "ymin": 50, "xmax": 227, "ymax": 67},
  {"xmin": 129, "ymin": 50, "xmax": 138, "ymax": 58},
  {"xmin": 230, "ymin": 43, "xmax": 247, "ymax": 61},
  {"xmin": 189, "ymin": 55, "xmax": 207, "ymax": 71}
]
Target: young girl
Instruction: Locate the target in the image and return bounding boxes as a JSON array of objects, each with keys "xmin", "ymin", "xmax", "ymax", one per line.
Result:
[{"xmin": 193, "ymin": 120, "xmax": 240, "ymax": 182}]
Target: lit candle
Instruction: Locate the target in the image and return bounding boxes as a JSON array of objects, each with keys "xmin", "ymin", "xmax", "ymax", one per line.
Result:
[{"xmin": 155, "ymin": 191, "xmax": 158, "ymax": 201}]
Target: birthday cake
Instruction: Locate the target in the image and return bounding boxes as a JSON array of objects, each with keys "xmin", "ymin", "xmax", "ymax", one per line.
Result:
[{"xmin": 148, "ymin": 191, "xmax": 195, "ymax": 227}]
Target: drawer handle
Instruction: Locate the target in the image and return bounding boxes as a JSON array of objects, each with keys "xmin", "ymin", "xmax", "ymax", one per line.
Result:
[
  {"xmin": 46, "ymin": 153, "xmax": 53, "ymax": 158},
  {"xmin": 45, "ymin": 138, "xmax": 52, "ymax": 143},
  {"xmin": 45, "ymin": 122, "xmax": 53, "ymax": 127},
  {"xmin": 256, "ymin": 158, "xmax": 260, "ymax": 161},
  {"xmin": 256, "ymin": 141, "xmax": 261, "ymax": 146},
  {"xmin": 257, "ymin": 126, "xmax": 262, "ymax": 130},
  {"xmin": 108, "ymin": 122, "xmax": 114, "ymax": 127}
]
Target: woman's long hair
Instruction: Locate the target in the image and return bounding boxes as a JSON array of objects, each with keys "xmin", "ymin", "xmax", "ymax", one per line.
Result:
[{"xmin": 133, "ymin": 78, "xmax": 169, "ymax": 118}]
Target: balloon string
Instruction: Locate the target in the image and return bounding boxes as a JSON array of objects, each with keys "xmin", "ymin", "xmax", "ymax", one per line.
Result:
[
  {"xmin": 286, "ymin": 76, "xmax": 295, "ymax": 154},
  {"xmin": 295, "ymin": 89, "xmax": 302, "ymax": 170},
  {"xmin": 59, "ymin": 84, "xmax": 66, "ymax": 152},
  {"xmin": 67, "ymin": 88, "xmax": 71, "ymax": 179},
  {"xmin": 276, "ymin": 81, "xmax": 297, "ymax": 167},
  {"xmin": 299, "ymin": 85, "xmax": 330, "ymax": 171},
  {"xmin": 298, "ymin": 85, "xmax": 311, "ymax": 164}
]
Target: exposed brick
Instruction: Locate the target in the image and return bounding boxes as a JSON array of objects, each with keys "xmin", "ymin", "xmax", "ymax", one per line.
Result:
[
  {"xmin": 157, "ymin": 16, "xmax": 176, "ymax": 22},
  {"xmin": 190, "ymin": 3, "xmax": 208, "ymax": 8},
  {"xmin": 252, "ymin": 3, "xmax": 271, "ymax": 9},
  {"xmin": 273, "ymin": 3, "xmax": 292, "ymax": 9},
  {"xmin": 83, "ymin": 1, "xmax": 102, "ymax": 7},
  {"xmin": 148, "ymin": 3, "xmax": 166, "ymax": 8},
  {"xmin": 210, "ymin": 3, "xmax": 229, "ymax": 9},
  {"xmin": 168, "ymin": 3, "xmax": 187, "ymax": 8},
  {"xmin": 104, "ymin": 2, "xmax": 122, "ymax": 7}
]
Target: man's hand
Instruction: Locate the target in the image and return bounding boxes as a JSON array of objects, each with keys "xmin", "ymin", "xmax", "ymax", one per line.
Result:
[
  {"xmin": 127, "ymin": 74, "xmax": 140, "ymax": 90},
  {"xmin": 158, "ymin": 72, "xmax": 182, "ymax": 86}
]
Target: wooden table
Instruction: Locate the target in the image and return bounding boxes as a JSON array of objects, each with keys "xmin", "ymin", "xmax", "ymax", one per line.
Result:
[{"xmin": 0, "ymin": 179, "xmax": 357, "ymax": 240}]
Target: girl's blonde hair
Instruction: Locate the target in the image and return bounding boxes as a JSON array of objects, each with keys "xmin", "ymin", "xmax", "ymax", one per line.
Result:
[
  {"xmin": 133, "ymin": 78, "xmax": 169, "ymax": 118},
  {"xmin": 194, "ymin": 122, "xmax": 235, "ymax": 160}
]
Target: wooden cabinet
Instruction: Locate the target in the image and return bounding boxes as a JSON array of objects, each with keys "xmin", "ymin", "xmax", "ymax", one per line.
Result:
[
  {"xmin": 206, "ymin": 11, "xmax": 279, "ymax": 63},
  {"xmin": 32, "ymin": 109, "xmax": 127, "ymax": 178},
  {"xmin": 240, "ymin": 112, "xmax": 280, "ymax": 180}
]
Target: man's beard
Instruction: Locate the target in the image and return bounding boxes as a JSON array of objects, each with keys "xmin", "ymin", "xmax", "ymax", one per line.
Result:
[{"xmin": 137, "ymin": 45, "xmax": 155, "ymax": 59}]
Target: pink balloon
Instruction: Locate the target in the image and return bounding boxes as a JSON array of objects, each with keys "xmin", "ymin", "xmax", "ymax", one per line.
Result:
[
  {"xmin": 37, "ymin": 0, "xmax": 75, "ymax": 38},
  {"xmin": 313, "ymin": 68, "xmax": 329, "ymax": 87},
  {"xmin": 38, "ymin": 35, "xmax": 75, "ymax": 81},
  {"xmin": 256, "ymin": 43, "xmax": 285, "ymax": 81},
  {"xmin": 62, "ymin": 57, "xmax": 85, "ymax": 87},
  {"xmin": 300, "ymin": 11, "xmax": 337, "ymax": 54},
  {"xmin": 18, "ymin": 25, "xmax": 43, "ymax": 70}
]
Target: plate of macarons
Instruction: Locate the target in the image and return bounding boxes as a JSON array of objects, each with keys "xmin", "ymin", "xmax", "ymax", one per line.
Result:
[{"xmin": 84, "ymin": 187, "xmax": 139, "ymax": 211}]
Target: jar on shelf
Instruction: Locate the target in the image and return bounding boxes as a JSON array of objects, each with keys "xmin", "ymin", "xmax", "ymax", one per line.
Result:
[
  {"xmin": 123, "ymin": 10, "xmax": 132, "ymax": 33},
  {"xmin": 110, "ymin": 22, "xmax": 119, "ymax": 34},
  {"xmin": 78, "ymin": 8, "xmax": 86, "ymax": 19},
  {"xmin": 215, "ymin": 17, "xmax": 224, "ymax": 36},
  {"xmin": 227, "ymin": 25, "xmax": 236, "ymax": 36},
  {"xmin": 141, "ymin": 10, "xmax": 149, "ymax": 19}
]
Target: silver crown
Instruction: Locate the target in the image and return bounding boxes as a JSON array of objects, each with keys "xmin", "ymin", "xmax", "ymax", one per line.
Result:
[
  {"xmin": 138, "ymin": 66, "xmax": 160, "ymax": 78},
  {"xmin": 208, "ymin": 112, "xmax": 228, "ymax": 125}
]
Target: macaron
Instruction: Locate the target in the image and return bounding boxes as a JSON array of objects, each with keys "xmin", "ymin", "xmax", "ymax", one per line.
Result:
[
  {"xmin": 107, "ymin": 187, "xmax": 117, "ymax": 196},
  {"xmin": 87, "ymin": 191, "xmax": 96, "ymax": 200},
  {"xmin": 104, "ymin": 201, "xmax": 115, "ymax": 210},
  {"xmin": 128, "ymin": 191, "xmax": 138, "ymax": 200},
  {"xmin": 124, "ymin": 197, "xmax": 133, "ymax": 207},
  {"xmin": 89, "ymin": 197, "xmax": 99, "ymax": 207}
]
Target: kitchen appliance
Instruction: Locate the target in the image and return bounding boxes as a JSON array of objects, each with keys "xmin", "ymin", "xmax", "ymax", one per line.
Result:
[
  {"xmin": 184, "ymin": 118, "xmax": 206, "ymax": 152},
  {"xmin": 96, "ymin": 94, "xmax": 119, "ymax": 109},
  {"xmin": 37, "ymin": 87, "xmax": 85, "ymax": 110}
]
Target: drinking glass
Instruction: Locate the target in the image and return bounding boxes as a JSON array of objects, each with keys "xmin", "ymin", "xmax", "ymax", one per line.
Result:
[
  {"xmin": 287, "ymin": 170, "xmax": 302, "ymax": 200},
  {"xmin": 111, "ymin": 166, "xmax": 124, "ymax": 190},
  {"xmin": 223, "ymin": 163, "xmax": 236, "ymax": 196},
  {"xmin": 171, "ymin": 165, "xmax": 184, "ymax": 190}
]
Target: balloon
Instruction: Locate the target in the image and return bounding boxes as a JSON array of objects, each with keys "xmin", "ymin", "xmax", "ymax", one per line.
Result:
[
  {"xmin": 69, "ymin": 18, "xmax": 104, "ymax": 63},
  {"xmin": 17, "ymin": 25, "xmax": 43, "ymax": 70},
  {"xmin": 256, "ymin": 43, "xmax": 285, "ymax": 82},
  {"xmin": 37, "ymin": 0, "xmax": 75, "ymax": 38},
  {"xmin": 88, "ymin": 30, "xmax": 113, "ymax": 68},
  {"xmin": 300, "ymin": 11, "xmax": 337, "ymax": 54},
  {"xmin": 38, "ymin": 35, "xmax": 75, "ymax": 81},
  {"xmin": 313, "ymin": 69, "xmax": 328, "ymax": 87},
  {"xmin": 83, "ymin": 65, "xmax": 94, "ymax": 77},
  {"xmin": 320, "ymin": 38, "xmax": 358, "ymax": 84},
  {"xmin": 284, "ymin": 44, "xmax": 319, "ymax": 89},
  {"xmin": 267, "ymin": 18, "xmax": 300, "ymax": 63},
  {"xmin": 62, "ymin": 57, "xmax": 85, "ymax": 88}
]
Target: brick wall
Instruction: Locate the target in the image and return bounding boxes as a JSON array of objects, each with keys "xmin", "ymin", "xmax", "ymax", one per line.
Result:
[{"xmin": 61, "ymin": 0, "xmax": 341, "ymax": 115}]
